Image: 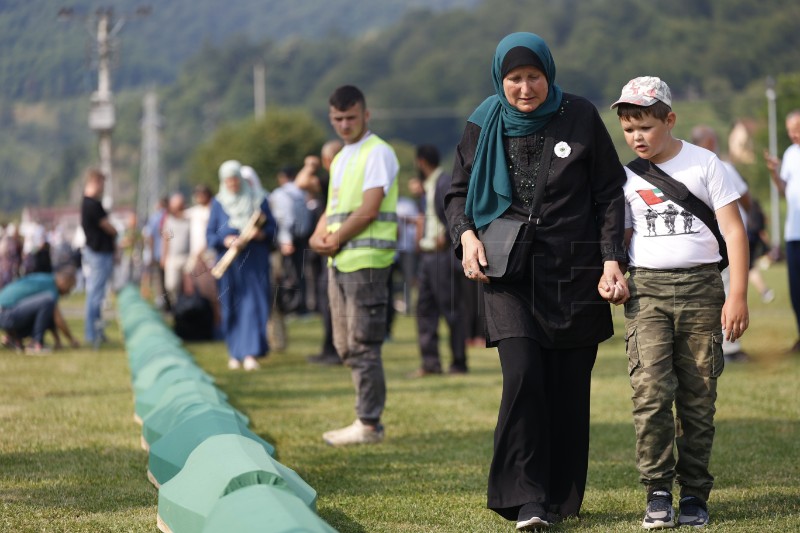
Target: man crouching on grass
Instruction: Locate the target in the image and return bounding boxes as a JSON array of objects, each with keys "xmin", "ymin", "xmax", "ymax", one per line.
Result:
[{"xmin": 0, "ymin": 265, "xmax": 80, "ymax": 355}]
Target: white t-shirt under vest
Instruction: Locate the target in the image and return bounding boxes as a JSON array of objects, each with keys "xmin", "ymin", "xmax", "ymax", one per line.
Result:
[{"xmin": 328, "ymin": 131, "xmax": 399, "ymax": 213}]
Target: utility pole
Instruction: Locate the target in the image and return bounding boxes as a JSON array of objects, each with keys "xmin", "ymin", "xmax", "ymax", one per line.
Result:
[
  {"xmin": 89, "ymin": 8, "xmax": 116, "ymax": 209},
  {"xmin": 59, "ymin": 6, "xmax": 151, "ymax": 209},
  {"xmin": 137, "ymin": 90, "xmax": 161, "ymax": 226},
  {"xmin": 766, "ymin": 76, "xmax": 781, "ymax": 250},
  {"xmin": 254, "ymin": 63, "xmax": 266, "ymax": 119}
]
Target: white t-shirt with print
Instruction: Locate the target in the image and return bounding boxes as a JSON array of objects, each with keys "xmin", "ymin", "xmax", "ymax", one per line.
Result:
[
  {"xmin": 328, "ymin": 131, "xmax": 399, "ymax": 213},
  {"xmin": 624, "ymin": 141, "xmax": 740, "ymax": 269},
  {"xmin": 780, "ymin": 143, "xmax": 800, "ymax": 242}
]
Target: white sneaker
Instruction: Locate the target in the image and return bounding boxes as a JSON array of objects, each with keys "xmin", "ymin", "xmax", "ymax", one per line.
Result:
[
  {"xmin": 228, "ymin": 358, "xmax": 242, "ymax": 370},
  {"xmin": 243, "ymin": 356, "xmax": 260, "ymax": 371},
  {"xmin": 322, "ymin": 420, "xmax": 384, "ymax": 446}
]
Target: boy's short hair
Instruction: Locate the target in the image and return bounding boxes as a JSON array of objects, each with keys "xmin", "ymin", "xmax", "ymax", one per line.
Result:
[
  {"xmin": 329, "ymin": 85, "xmax": 365, "ymax": 111},
  {"xmin": 615, "ymin": 101, "xmax": 673, "ymax": 122},
  {"xmin": 611, "ymin": 76, "xmax": 672, "ymax": 121}
]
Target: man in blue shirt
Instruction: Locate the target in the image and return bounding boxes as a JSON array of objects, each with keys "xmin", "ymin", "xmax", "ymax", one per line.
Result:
[{"xmin": 0, "ymin": 265, "xmax": 79, "ymax": 355}]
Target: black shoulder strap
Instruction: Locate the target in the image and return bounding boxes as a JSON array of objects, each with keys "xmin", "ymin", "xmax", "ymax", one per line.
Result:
[{"xmin": 626, "ymin": 157, "xmax": 728, "ymax": 271}]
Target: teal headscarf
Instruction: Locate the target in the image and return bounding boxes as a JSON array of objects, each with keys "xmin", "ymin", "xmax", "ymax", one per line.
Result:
[{"xmin": 465, "ymin": 32, "xmax": 563, "ymax": 229}]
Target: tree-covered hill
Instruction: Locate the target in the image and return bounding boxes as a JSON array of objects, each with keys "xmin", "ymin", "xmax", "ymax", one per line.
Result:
[
  {"xmin": 0, "ymin": 0, "xmax": 481, "ymax": 101},
  {"xmin": 3, "ymin": 0, "xmax": 800, "ymax": 214}
]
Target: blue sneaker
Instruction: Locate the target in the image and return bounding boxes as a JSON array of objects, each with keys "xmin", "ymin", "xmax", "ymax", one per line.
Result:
[
  {"xmin": 678, "ymin": 496, "xmax": 709, "ymax": 528},
  {"xmin": 642, "ymin": 490, "xmax": 675, "ymax": 529}
]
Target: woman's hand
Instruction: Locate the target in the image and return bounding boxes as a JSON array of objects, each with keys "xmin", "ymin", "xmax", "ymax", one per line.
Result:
[
  {"xmin": 598, "ymin": 260, "xmax": 629, "ymax": 305},
  {"xmin": 461, "ymin": 230, "xmax": 490, "ymax": 284}
]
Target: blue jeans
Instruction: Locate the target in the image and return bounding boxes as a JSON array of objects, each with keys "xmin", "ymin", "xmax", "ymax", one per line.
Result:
[
  {"xmin": 82, "ymin": 247, "xmax": 114, "ymax": 342},
  {"xmin": 0, "ymin": 292, "xmax": 56, "ymax": 344}
]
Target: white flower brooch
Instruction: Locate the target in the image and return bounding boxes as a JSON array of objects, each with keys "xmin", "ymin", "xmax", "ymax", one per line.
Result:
[{"xmin": 554, "ymin": 141, "xmax": 571, "ymax": 158}]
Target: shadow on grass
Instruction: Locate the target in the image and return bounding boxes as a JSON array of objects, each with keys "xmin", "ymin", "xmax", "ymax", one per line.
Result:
[{"xmin": 318, "ymin": 508, "xmax": 368, "ymax": 533}]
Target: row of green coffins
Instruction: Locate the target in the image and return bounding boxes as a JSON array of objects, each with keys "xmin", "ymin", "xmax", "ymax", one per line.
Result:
[{"xmin": 117, "ymin": 284, "xmax": 337, "ymax": 533}]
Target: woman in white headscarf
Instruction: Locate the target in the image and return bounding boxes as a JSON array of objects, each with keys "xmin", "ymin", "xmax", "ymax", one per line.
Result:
[{"xmin": 206, "ymin": 160, "xmax": 276, "ymax": 371}]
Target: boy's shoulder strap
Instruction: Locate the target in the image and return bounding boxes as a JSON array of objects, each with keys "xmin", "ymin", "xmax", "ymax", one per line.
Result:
[{"xmin": 626, "ymin": 157, "xmax": 728, "ymax": 271}]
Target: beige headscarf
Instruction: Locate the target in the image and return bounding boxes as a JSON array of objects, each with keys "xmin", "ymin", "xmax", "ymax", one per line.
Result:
[{"xmin": 216, "ymin": 160, "xmax": 260, "ymax": 230}]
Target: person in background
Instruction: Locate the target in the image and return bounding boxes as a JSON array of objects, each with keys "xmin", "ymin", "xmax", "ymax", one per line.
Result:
[
  {"xmin": 0, "ymin": 265, "xmax": 80, "ymax": 355},
  {"xmin": 80, "ymin": 168, "xmax": 117, "ymax": 346},
  {"xmin": 744, "ymin": 198, "xmax": 774, "ymax": 303},
  {"xmin": 309, "ymin": 85, "xmax": 399, "ymax": 446},
  {"xmin": 207, "ymin": 160, "xmax": 276, "ymax": 371},
  {"xmin": 298, "ymin": 140, "xmax": 344, "ymax": 366},
  {"xmin": 186, "ymin": 184, "xmax": 221, "ymax": 333},
  {"xmin": 161, "ymin": 192, "xmax": 191, "ymax": 307},
  {"xmin": 691, "ymin": 124, "xmax": 752, "ymax": 362},
  {"xmin": 0, "ymin": 223, "xmax": 23, "ymax": 289},
  {"xmin": 393, "ymin": 194, "xmax": 420, "ymax": 316},
  {"xmin": 765, "ymin": 109, "xmax": 800, "ymax": 353},
  {"xmin": 409, "ymin": 144, "xmax": 467, "ymax": 377},
  {"xmin": 445, "ymin": 33, "xmax": 628, "ymax": 529},
  {"xmin": 269, "ymin": 165, "xmax": 314, "ymax": 346},
  {"xmin": 141, "ymin": 197, "xmax": 168, "ymax": 308}
]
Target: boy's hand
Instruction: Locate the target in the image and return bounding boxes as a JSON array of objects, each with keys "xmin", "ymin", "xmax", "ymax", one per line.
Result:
[
  {"xmin": 598, "ymin": 261, "xmax": 629, "ymax": 305},
  {"xmin": 722, "ymin": 296, "xmax": 749, "ymax": 342}
]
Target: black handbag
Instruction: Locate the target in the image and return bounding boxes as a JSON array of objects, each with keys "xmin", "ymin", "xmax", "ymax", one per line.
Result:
[{"xmin": 477, "ymin": 123, "xmax": 558, "ymax": 281}]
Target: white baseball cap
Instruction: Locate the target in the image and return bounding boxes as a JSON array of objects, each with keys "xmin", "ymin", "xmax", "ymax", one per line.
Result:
[{"xmin": 610, "ymin": 76, "xmax": 672, "ymax": 109}]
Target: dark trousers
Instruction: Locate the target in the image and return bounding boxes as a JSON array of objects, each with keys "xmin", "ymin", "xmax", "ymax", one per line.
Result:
[
  {"xmin": 787, "ymin": 241, "xmax": 800, "ymax": 336},
  {"xmin": 488, "ymin": 338, "xmax": 597, "ymax": 521},
  {"xmin": 0, "ymin": 292, "xmax": 56, "ymax": 344},
  {"xmin": 462, "ymin": 274, "xmax": 485, "ymax": 340},
  {"xmin": 316, "ymin": 259, "xmax": 336, "ymax": 357},
  {"xmin": 415, "ymin": 251, "xmax": 467, "ymax": 372}
]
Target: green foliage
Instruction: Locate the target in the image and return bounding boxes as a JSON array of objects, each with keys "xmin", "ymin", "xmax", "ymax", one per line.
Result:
[
  {"xmin": 6, "ymin": 0, "xmax": 800, "ymax": 210},
  {"xmin": 1, "ymin": 0, "xmax": 481, "ymax": 101},
  {"xmin": 189, "ymin": 109, "xmax": 326, "ymax": 192}
]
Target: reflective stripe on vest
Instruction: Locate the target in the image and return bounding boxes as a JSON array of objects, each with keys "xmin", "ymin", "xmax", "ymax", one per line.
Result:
[{"xmin": 326, "ymin": 134, "xmax": 398, "ymax": 272}]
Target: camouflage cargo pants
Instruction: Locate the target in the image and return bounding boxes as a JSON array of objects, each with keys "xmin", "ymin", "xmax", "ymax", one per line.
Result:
[{"xmin": 624, "ymin": 265, "xmax": 725, "ymax": 501}]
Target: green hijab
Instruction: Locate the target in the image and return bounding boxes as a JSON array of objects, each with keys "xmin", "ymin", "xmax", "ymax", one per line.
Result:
[{"xmin": 466, "ymin": 32, "xmax": 563, "ymax": 230}]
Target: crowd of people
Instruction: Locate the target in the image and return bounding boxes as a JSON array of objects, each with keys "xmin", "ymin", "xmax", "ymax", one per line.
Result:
[{"xmin": 5, "ymin": 30, "xmax": 800, "ymax": 532}]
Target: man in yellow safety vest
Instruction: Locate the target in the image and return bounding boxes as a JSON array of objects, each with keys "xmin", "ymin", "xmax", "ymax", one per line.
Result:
[{"xmin": 309, "ymin": 85, "xmax": 399, "ymax": 446}]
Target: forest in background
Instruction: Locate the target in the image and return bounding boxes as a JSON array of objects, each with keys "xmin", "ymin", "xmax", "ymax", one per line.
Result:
[{"xmin": 2, "ymin": 0, "xmax": 800, "ymax": 216}]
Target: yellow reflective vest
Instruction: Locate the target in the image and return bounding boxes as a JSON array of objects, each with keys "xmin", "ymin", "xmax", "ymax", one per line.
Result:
[{"xmin": 326, "ymin": 134, "xmax": 398, "ymax": 272}]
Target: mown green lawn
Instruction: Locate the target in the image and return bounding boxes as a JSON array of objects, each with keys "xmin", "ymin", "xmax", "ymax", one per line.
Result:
[{"xmin": 1, "ymin": 265, "xmax": 798, "ymax": 532}]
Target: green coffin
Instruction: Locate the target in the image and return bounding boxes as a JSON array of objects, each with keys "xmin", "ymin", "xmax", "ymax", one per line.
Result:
[
  {"xmin": 158, "ymin": 434, "xmax": 318, "ymax": 533},
  {"xmin": 142, "ymin": 400, "xmax": 248, "ymax": 448},
  {"xmin": 133, "ymin": 358, "xmax": 212, "ymax": 396},
  {"xmin": 147, "ymin": 409, "xmax": 275, "ymax": 487},
  {"xmin": 135, "ymin": 380, "xmax": 227, "ymax": 424},
  {"xmin": 200, "ymin": 485, "xmax": 337, "ymax": 533},
  {"xmin": 128, "ymin": 344, "xmax": 195, "ymax": 379},
  {"xmin": 126, "ymin": 331, "xmax": 183, "ymax": 360}
]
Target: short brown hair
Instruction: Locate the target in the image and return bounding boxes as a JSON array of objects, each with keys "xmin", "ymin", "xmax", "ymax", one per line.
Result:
[
  {"xmin": 85, "ymin": 168, "xmax": 105, "ymax": 184},
  {"xmin": 616, "ymin": 101, "xmax": 672, "ymax": 122}
]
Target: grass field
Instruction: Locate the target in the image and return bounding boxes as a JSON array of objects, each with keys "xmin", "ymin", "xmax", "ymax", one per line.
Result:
[{"xmin": 1, "ymin": 264, "xmax": 798, "ymax": 532}]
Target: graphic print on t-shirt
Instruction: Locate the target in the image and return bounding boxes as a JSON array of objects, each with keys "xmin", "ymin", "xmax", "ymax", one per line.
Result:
[{"xmin": 635, "ymin": 189, "xmax": 696, "ymax": 237}]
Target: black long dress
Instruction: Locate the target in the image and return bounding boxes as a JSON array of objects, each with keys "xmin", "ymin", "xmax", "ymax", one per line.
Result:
[{"xmin": 444, "ymin": 93, "xmax": 627, "ymax": 519}]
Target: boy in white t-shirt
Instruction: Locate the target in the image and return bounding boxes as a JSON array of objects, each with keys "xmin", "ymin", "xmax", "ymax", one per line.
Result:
[{"xmin": 611, "ymin": 77, "xmax": 750, "ymax": 529}]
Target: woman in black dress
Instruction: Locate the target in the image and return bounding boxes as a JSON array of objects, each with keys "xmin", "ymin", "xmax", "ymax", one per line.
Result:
[{"xmin": 445, "ymin": 32, "xmax": 628, "ymax": 530}]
